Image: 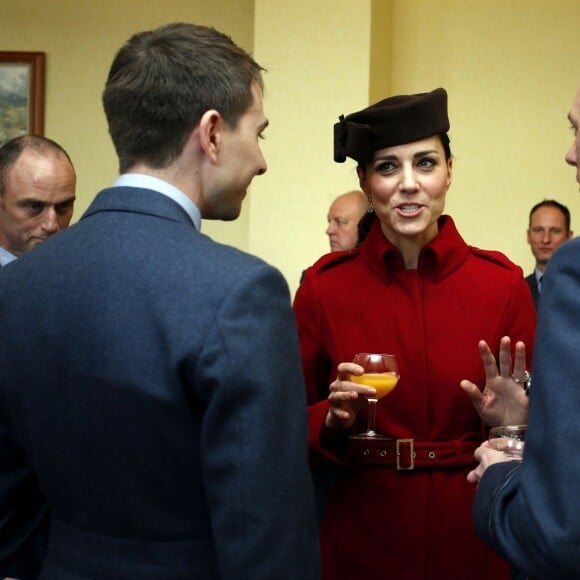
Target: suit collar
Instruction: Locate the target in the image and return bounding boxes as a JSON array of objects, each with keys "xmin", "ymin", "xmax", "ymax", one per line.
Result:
[
  {"xmin": 81, "ymin": 187, "xmax": 197, "ymax": 229},
  {"xmin": 113, "ymin": 174, "xmax": 201, "ymax": 230}
]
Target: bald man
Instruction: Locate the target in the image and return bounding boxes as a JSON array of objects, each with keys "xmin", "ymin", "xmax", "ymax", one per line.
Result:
[
  {"xmin": 325, "ymin": 190, "xmax": 367, "ymax": 251},
  {"xmin": 0, "ymin": 135, "xmax": 76, "ymax": 267}
]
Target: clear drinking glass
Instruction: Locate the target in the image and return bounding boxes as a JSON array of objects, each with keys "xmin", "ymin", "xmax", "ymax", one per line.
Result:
[
  {"xmin": 349, "ymin": 353, "xmax": 399, "ymax": 440},
  {"xmin": 488, "ymin": 424, "xmax": 527, "ymax": 460}
]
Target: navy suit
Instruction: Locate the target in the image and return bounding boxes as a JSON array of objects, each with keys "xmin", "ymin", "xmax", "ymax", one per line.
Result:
[
  {"xmin": 0, "ymin": 187, "xmax": 319, "ymax": 579},
  {"xmin": 525, "ymin": 272, "xmax": 540, "ymax": 308},
  {"xmin": 473, "ymin": 238, "xmax": 580, "ymax": 578}
]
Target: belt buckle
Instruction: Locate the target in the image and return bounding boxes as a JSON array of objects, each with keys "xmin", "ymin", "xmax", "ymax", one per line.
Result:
[{"xmin": 396, "ymin": 438, "xmax": 414, "ymax": 470}]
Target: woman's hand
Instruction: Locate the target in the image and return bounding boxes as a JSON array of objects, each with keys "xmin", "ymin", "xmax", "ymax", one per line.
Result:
[
  {"xmin": 466, "ymin": 441, "xmax": 516, "ymax": 483},
  {"xmin": 460, "ymin": 336, "xmax": 529, "ymax": 427},
  {"xmin": 324, "ymin": 361, "xmax": 376, "ymax": 435}
]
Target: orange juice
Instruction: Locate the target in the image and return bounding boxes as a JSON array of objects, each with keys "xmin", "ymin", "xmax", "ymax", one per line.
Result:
[{"xmin": 349, "ymin": 373, "xmax": 399, "ymax": 398}]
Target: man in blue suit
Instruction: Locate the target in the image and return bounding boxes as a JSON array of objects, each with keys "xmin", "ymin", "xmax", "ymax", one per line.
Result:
[
  {"xmin": 463, "ymin": 87, "xmax": 580, "ymax": 578},
  {"xmin": 0, "ymin": 23, "xmax": 319, "ymax": 579}
]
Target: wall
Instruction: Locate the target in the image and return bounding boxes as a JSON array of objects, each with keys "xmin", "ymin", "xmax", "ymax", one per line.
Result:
[
  {"xmin": 369, "ymin": 0, "xmax": 392, "ymax": 104},
  {"xmin": 252, "ymin": 0, "xmax": 371, "ymax": 294}
]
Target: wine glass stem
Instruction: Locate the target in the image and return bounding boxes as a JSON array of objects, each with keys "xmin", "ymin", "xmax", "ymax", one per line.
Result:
[{"xmin": 367, "ymin": 398, "xmax": 378, "ymax": 434}]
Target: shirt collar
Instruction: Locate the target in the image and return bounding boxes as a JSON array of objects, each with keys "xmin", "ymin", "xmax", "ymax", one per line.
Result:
[
  {"xmin": 113, "ymin": 174, "xmax": 201, "ymax": 231},
  {"xmin": 0, "ymin": 246, "xmax": 17, "ymax": 267}
]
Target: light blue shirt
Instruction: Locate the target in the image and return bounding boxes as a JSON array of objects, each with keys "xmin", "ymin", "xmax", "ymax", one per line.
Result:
[
  {"xmin": 113, "ymin": 174, "xmax": 201, "ymax": 231},
  {"xmin": 0, "ymin": 246, "xmax": 17, "ymax": 267}
]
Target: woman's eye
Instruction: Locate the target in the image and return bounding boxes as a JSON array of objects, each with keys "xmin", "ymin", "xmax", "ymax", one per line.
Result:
[
  {"xmin": 376, "ymin": 161, "xmax": 395, "ymax": 173},
  {"xmin": 417, "ymin": 157, "xmax": 436, "ymax": 169}
]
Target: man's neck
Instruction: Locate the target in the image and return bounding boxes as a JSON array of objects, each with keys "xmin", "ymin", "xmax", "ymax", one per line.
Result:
[{"xmin": 127, "ymin": 159, "xmax": 201, "ymax": 209}]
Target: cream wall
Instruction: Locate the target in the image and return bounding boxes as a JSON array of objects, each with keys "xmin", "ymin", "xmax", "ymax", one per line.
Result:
[
  {"xmin": 1, "ymin": 1, "xmax": 579, "ymax": 299},
  {"xmin": 252, "ymin": 1, "xmax": 371, "ymax": 294}
]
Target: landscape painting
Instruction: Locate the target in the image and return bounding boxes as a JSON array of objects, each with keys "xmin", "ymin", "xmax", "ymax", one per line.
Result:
[{"xmin": 0, "ymin": 52, "xmax": 45, "ymax": 145}]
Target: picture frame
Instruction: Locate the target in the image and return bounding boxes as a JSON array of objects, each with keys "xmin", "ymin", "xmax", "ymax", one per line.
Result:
[{"xmin": 0, "ymin": 51, "xmax": 45, "ymax": 145}]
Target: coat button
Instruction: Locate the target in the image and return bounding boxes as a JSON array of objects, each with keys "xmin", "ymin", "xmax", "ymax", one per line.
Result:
[{"xmin": 428, "ymin": 451, "xmax": 436, "ymax": 459}]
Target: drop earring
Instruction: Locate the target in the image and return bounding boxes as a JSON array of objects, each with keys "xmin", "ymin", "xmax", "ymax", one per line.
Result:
[{"xmin": 367, "ymin": 196, "xmax": 374, "ymax": 213}]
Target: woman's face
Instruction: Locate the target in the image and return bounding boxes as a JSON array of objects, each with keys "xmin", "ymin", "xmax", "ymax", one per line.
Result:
[{"xmin": 357, "ymin": 135, "xmax": 452, "ymax": 249}]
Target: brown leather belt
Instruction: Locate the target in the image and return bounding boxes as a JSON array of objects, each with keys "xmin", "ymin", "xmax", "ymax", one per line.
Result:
[{"xmin": 346, "ymin": 438, "xmax": 478, "ymax": 470}]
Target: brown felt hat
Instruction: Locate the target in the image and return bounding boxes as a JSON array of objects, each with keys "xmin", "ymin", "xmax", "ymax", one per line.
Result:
[{"xmin": 333, "ymin": 88, "xmax": 449, "ymax": 163}]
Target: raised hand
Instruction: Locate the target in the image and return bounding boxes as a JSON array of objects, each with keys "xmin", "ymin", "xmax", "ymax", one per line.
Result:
[{"xmin": 460, "ymin": 336, "xmax": 529, "ymax": 427}]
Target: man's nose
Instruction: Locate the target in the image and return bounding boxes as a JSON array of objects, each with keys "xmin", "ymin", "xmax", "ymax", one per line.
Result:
[{"xmin": 41, "ymin": 209, "xmax": 60, "ymax": 233}]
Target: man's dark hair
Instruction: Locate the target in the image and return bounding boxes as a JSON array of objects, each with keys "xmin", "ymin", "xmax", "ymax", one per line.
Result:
[
  {"xmin": 102, "ymin": 22, "xmax": 265, "ymax": 173},
  {"xmin": 0, "ymin": 135, "xmax": 74, "ymax": 196},
  {"xmin": 529, "ymin": 199, "xmax": 571, "ymax": 231}
]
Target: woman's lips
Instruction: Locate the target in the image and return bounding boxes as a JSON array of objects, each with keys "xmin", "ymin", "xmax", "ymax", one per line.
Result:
[{"xmin": 396, "ymin": 204, "xmax": 422, "ymax": 217}]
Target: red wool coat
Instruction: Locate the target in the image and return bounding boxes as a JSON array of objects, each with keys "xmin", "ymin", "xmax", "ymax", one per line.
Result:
[{"xmin": 294, "ymin": 216, "xmax": 536, "ymax": 580}]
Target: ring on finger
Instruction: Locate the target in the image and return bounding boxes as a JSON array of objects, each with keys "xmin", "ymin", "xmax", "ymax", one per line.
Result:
[
  {"xmin": 512, "ymin": 370, "xmax": 531, "ymax": 384},
  {"xmin": 512, "ymin": 370, "xmax": 532, "ymax": 395}
]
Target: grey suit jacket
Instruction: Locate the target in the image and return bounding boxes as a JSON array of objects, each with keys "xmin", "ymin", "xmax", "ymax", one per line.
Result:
[
  {"xmin": 0, "ymin": 187, "xmax": 319, "ymax": 579},
  {"xmin": 473, "ymin": 238, "xmax": 580, "ymax": 578}
]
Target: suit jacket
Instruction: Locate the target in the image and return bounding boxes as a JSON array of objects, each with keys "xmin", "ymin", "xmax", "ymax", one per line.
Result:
[
  {"xmin": 0, "ymin": 187, "xmax": 319, "ymax": 579},
  {"xmin": 525, "ymin": 272, "xmax": 540, "ymax": 307},
  {"xmin": 473, "ymin": 238, "xmax": 580, "ymax": 578}
]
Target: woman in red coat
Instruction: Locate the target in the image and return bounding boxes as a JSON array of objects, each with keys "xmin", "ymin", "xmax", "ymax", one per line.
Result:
[{"xmin": 294, "ymin": 88, "xmax": 536, "ymax": 580}]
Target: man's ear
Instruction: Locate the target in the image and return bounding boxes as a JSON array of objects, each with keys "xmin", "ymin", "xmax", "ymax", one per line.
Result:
[{"xmin": 198, "ymin": 110, "xmax": 222, "ymax": 164}]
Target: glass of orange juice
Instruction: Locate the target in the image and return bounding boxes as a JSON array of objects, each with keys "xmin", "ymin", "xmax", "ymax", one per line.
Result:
[{"xmin": 349, "ymin": 353, "xmax": 399, "ymax": 440}]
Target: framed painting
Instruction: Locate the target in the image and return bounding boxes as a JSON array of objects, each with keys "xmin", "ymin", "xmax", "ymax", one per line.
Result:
[{"xmin": 0, "ymin": 51, "xmax": 45, "ymax": 145}]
